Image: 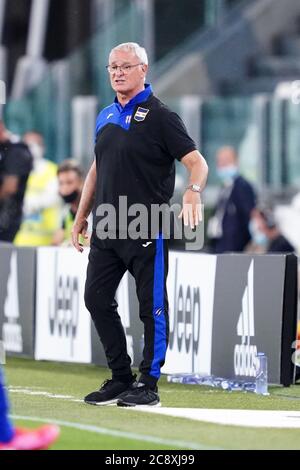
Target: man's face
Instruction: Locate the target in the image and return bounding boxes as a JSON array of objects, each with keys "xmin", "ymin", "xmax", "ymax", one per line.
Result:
[
  {"xmin": 23, "ymin": 132, "xmax": 45, "ymax": 161},
  {"xmin": 216, "ymin": 147, "xmax": 237, "ymax": 169},
  {"xmin": 251, "ymin": 211, "xmax": 268, "ymax": 235},
  {"xmin": 216, "ymin": 147, "xmax": 239, "ymax": 185},
  {"xmin": 108, "ymin": 49, "xmax": 148, "ymax": 97},
  {"xmin": 58, "ymin": 170, "xmax": 82, "ymax": 197},
  {"xmin": 23, "ymin": 132, "xmax": 43, "ymax": 148}
]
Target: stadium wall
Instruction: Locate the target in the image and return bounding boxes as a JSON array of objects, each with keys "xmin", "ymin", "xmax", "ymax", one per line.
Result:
[{"xmin": 0, "ymin": 244, "xmax": 297, "ymax": 386}]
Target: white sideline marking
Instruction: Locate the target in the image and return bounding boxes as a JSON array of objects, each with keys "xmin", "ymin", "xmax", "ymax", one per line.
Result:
[
  {"xmin": 134, "ymin": 407, "xmax": 300, "ymax": 429},
  {"xmin": 9, "ymin": 387, "xmax": 82, "ymax": 403},
  {"xmin": 11, "ymin": 415, "xmax": 214, "ymax": 450}
]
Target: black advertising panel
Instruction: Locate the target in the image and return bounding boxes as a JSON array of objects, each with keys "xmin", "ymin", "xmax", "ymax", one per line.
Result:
[
  {"xmin": 0, "ymin": 244, "xmax": 36, "ymax": 358},
  {"xmin": 281, "ymin": 254, "xmax": 298, "ymax": 386},
  {"xmin": 211, "ymin": 254, "xmax": 294, "ymax": 384}
]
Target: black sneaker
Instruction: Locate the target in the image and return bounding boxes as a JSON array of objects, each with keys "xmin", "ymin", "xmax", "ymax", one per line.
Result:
[
  {"xmin": 117, "ymin": 382, "xmax": 160, "ymax": 407},
  {"xmin": 84, "ymin": 377, "xmax": 136, "ymax": 406}
]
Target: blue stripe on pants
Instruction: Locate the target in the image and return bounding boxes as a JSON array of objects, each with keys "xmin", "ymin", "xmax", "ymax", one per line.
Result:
[
  {"xmin": 0, "ymin": 368, "xmax": 15, "ymax": 443},
  {"xmin": 150, "ymin": 234, "xmax": 167, "ymax": 379}
]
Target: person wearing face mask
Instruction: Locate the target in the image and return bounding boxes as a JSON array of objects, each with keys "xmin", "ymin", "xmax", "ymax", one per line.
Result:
[
  {"xmin": 14, "ymin": 131, "xmax": 60, "ymax": 246},
  {"xmin": 53, "ymin": 160, "xmax": 90, "ymax": 246},
  {"xmin": 207, "ymin": 146, "xmax": 256, "ymax": 253},
  {"xmin": 248, "ymin": 207, "xmax": 295, "ymax": 254}
]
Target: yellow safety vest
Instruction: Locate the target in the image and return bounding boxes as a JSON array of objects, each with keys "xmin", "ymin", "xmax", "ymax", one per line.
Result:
[
  {"xmin": 63, "ymin": 209, "xmax": 88, "ymax": 247},
  {"xmin": 63, "ymin": 210, "xmax": 75, "ymax": 243},
  {"xmin": 15, "ymin": 161, "xmax": 59, "ymax": 246}
]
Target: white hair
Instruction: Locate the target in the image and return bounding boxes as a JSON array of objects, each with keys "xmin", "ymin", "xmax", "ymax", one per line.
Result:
[{"xmin": 110, "ymin": 42, "xmax": 149, "ymax": 65}]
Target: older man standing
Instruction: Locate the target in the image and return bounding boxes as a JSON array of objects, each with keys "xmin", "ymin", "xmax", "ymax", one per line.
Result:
[{"xmin": 72, "ymin": 42, "xmax": 208, "ymax": 407}]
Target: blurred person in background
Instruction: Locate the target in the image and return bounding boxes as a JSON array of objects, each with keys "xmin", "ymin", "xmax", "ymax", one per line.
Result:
[
  {"xmin": 248, "ymin": 206, "xmax": 295, "ymax": 254},
  {"xmin": 53, "ymin": 160, "xmax": 88, "ymax": 246},
  {"xmin": 274, "ymin": 192, "xmax": 300, "ymax": 255},
  {"xmin": 0, "ymin": 367, "xmax": 60, "ymax": 450},
  {"xmin": 14, "ymin": 131, "xmax": 60, "ymax": 246},
  {"xmin": 207, "ymin": 146, "xmax": 256, "ymax": 253},
  {"xmin": 0, "ymin": 120, "xmax": 32, "ymax": 243}
]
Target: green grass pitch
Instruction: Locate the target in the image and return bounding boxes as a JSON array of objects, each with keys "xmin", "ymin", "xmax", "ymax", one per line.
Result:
[{"xmin": 4, "ymin": 357, "xmax": 300, "ymax": 450}]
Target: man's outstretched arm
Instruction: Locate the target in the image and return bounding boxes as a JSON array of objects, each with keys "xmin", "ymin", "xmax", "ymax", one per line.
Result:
[
  {"xmin": 72, "ymin": 161, "xmax": 97, "ymax": 252},
  {"xmin": 179, "ymin": 151, "xmax": 208, "ymax": 229}
]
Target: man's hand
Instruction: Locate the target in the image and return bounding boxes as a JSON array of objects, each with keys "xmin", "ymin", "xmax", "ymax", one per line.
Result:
[
  {"xmin": 72, "ymin": 218, "xmax": 89, "ymax": 253},
  {"xmin": 179, "ymin": 190, "xmax": 203, "ymax": 229}
]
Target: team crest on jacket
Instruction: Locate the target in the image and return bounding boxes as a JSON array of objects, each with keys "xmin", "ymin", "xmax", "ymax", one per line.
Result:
[{"xmin": 134, "ymin": 107, "xmax": 149, "ymax": 122}]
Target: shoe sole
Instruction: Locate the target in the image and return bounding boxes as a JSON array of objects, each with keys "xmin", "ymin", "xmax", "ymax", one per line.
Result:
[
  {"xmin": 117, "ymin": 401, "xmax": 161, "ymax": 408},
  {"xmin": 84, "ymin": 399, "xmax": 119, "ymax": 406}
]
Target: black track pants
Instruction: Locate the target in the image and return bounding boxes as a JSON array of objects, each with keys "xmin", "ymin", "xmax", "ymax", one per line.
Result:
[{"xmin": 84, "ymin": 232, "xmax": 169, "ymax": 388}]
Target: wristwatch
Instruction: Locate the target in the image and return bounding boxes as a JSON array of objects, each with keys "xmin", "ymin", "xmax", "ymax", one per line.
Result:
[{"xmin": 187, "ymin": 184, "xmax": 201, "ymax": 193}]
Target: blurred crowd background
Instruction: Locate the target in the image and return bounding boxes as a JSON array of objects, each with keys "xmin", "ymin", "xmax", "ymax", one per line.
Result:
[{"xmin": 0, "ymin": 0, "xmax": 300, "ymax": 255}]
